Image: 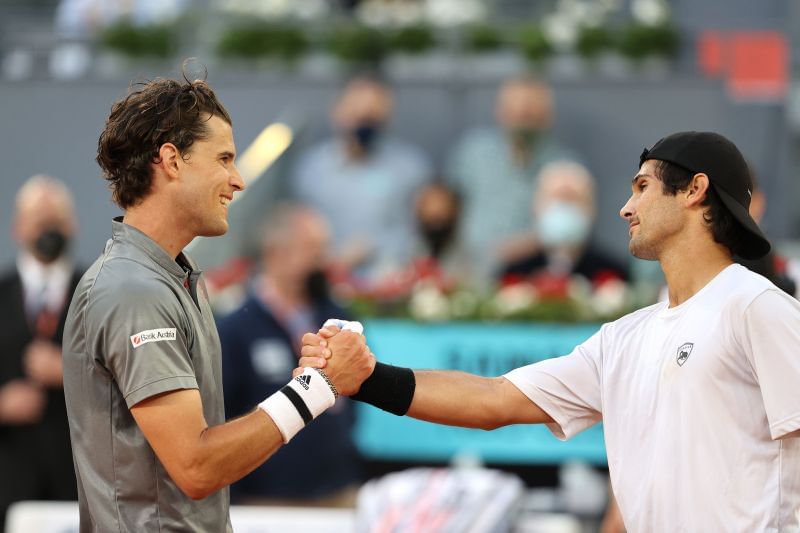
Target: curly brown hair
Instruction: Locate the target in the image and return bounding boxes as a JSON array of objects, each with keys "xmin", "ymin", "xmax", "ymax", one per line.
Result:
[{"xmin": 96, "ymin": 72, "xmax": 232, "ymax": 209}]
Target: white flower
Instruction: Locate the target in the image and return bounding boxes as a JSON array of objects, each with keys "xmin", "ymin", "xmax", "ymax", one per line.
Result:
[
  {"xmin": 424, "ymin": 0, "xmax": 487, "ymax": 28},
  {"xmin": 630, "ymin": 0, "xmax": 669, "ymax": 25},
  {"xmin": 409, "ymin": 285, "xmax": 451, "ymax": 321},
  {"xmin": 214, "ymin": 0, "xmax": 328, "ymax": 20},
  {"xmin": 493, "ymin": 284, "xmax": 537, "ymax": 317},
  {"xmin": 543, "ymin": 11, "xmax": 579, "ymax": 50},
  {"xmin": 590, "ymin": 279, "xmax": 629, "ymax": 316},
  {"xmin": 356, "ymin": 0, "xmax": 426, "ymax": 27}
]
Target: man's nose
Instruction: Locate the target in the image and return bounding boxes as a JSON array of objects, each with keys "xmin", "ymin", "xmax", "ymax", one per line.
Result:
[
  {"xmin": 619, "ymin": 196, "xmax": 634, "ymax": 220},
  {"xmin": 230, "ymin": 165, "xmax": 245, "ymax": 191}
]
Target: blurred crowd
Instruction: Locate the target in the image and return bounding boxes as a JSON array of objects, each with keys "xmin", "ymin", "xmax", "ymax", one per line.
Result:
[
  {"xmin": 248, "ymin": 75, "xmax": 638, "ymax": 322},
  {"xmin": 2, "ymin": 71, "xmax": 799, "ymax": 532}
]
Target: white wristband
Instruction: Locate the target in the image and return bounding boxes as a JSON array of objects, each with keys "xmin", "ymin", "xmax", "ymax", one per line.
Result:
[
  {"xmin": 259, "ymin": 368, "xmax": 337, "ymax": 443},
  {"xmin": 323, "ymin": 318, "xmax": 364, "ymax": 335}
]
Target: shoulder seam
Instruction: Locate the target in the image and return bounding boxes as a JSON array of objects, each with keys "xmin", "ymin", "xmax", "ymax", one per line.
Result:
[
  {"xmin": 741, "ymin": 286, "xmax": 775, "ymax": 316},
  {"xmin": 83, "ymin": 241, "xmax": 115, "ymax": 347}
]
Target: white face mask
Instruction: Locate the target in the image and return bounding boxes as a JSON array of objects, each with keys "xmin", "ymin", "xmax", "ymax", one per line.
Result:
[{"xmin": 536, "ymin": 201, "xmax": 591, "ymax": 247}]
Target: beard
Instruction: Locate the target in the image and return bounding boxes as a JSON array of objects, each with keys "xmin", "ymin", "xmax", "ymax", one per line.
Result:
[{"xmin": 628, "ymin": 233, "xmax": 660, "ymax": 261}]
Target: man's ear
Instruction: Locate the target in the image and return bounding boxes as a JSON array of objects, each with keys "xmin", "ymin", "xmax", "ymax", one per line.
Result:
[
  {"xmin": 685, "ymin": 172, "xmax": 711, "ymax": 207},
  {"xmin": 155, "ymin": 143, "xmax": 181, "ymax": 181}
]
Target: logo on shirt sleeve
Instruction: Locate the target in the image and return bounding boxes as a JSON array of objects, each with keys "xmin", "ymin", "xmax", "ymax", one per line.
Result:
[{"xmin": 130, "ymin": 328, "xmax": 177, "ymax": 349}]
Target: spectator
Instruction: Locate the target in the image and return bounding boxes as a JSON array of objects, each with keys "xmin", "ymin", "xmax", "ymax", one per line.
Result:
[
  {"xmin": 291, "ymin": 76, "xmax": 432, "ymax": 282},
  {"xmin": 447, "ymin": 77, "xmax": 580, "ymax": 283},
  {"xmin": 217, "ymin": 204, "xmax": 362, "ymax": 506},
  {"xmin": 0, "ymin": 175, "xmax": 81, "ymax": 530},
  {"xmin": 410, "ymin": 182, "xmax": 472, "ymax": 287},
  {"xmin": 500, "ymin": 161, "xmax": 629, "ymax": 284}
]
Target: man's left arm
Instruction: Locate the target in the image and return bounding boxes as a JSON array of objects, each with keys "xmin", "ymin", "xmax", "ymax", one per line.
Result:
[{"xmin": 743, "ymin": 289, "xmax": 800, "ymax": 439}]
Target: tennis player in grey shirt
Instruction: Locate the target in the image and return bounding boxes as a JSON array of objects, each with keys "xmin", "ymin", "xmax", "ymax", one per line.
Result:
[{"xmin": 62, "ymin": 72, "xmax": 375, "ymax": 532}]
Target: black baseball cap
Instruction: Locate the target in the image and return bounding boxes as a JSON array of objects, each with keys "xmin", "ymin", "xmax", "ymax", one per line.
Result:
[{"xmin": 639, "ymin": 131, "xmax": 771, "ymax": 260}]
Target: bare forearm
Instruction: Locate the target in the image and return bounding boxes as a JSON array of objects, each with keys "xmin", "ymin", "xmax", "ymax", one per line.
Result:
[
  {"xmin": 407, "ymin": 370, "xmax": 553, "ymax": 430},
  {"xmin": 132, "ymin": 390, "xmax": 286, "ymax": 500},
  {"xmin": 188, "ymin": 409, "xmax": 283, "ymax": 497}
]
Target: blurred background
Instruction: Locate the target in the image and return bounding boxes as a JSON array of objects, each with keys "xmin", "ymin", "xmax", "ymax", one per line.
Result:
[{"xmin": 1, "ymin": 0, "xmax": 798, "ymax": 532}]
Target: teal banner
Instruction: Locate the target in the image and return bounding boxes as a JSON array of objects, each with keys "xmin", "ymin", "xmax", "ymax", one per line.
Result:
[{"xmin": 354, "ymin": 320, "xmax": 608, "ymax": 465}]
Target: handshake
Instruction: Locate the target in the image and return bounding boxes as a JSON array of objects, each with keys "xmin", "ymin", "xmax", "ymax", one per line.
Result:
[
  {"xmin": 293, "ymin": 318, "xmax": 376, "ymax": 397},
  {"xmin": 262, "ymin": 318, "xmax": 415, "ymax": 444}
]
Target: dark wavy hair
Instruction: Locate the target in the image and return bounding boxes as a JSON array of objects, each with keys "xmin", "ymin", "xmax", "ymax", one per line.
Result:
[
  {"xmin": 96, "ymin": 69, "xmax": 231, "ymax": 209},
  {"xmin": 653, "ymin": 160, "xmax": 748, "ymax": 256}
]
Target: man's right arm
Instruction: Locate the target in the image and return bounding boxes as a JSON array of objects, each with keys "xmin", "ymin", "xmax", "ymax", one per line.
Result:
[
  {"xmin": 408, "ymin": 370, "xmax": 554, "ymax": 429},
  {"xmin": 130, "ymin": 329, "xmax": 374, "ymax": 501},
  {"xmin": 130, "ymin": 388, "xmax": 283, "ymax": 500},
  {"xmin": 300, "ymin": 330, "xmax": 553, "ymax": 430}
]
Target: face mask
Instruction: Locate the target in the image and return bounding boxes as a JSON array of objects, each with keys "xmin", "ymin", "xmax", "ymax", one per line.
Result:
[
  {"xmin": 33, "ymin": 229, "xmax": 69, "ymax": 263},
  {"xmin": 351, "ymin": 122, "xmax": 382, "ymax": 153},
  {"xmin": 304, "ymin": 268, "xmax": 330, "ymax": 302},
  {"xmin": 536, "ymin": 202, "xmax": 590, "ymax": 248},
  {"xmin": 509, "ymin": 128, "xmax": 541, "ymax": 149},
  {"xmin": 420, "ymin": 222, "xmax": 455, "ymax": 259}
]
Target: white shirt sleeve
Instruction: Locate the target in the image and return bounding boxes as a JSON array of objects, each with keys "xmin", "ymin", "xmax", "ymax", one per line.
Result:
[
  {"xmin": 504, "ymin": 327, "xmax": 604, "ymax": 440},
  {"xmin": 742, "ymin": 288, "xmax": 800, "ymax": 440}
]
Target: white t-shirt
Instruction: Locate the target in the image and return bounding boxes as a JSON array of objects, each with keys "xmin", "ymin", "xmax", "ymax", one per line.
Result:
[{"xmin": 506, "ymin": 264, "xmax": 800, "ymax": 532}]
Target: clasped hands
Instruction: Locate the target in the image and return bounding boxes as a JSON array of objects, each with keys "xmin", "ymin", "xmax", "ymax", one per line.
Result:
[{"xmin": 295, "ymin": 321, "xmax": 375, "ymax": 396}]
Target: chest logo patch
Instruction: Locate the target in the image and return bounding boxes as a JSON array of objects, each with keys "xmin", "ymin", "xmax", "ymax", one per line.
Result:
[
  {"xmin": 676, "ymin": 342, "xmax": 694, "ymax": 366},
  {"xmin": 130, "ymin": 328, "xmax": 177, "ymax": 349}
]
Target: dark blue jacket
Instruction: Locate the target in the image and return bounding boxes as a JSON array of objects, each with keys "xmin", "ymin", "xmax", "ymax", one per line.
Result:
[{"xmin": 217, "ymin": 292, "xmax": 362, "ymax": 500}]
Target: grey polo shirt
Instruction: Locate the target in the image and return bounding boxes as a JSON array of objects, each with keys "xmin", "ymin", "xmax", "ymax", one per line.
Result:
[{"xmin": 63, "ymin": 219, "xmax": 232, "ymax": 532}]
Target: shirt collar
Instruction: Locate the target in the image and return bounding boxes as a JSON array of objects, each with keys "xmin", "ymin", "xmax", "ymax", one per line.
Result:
[
  {"xmin": 111, "ymin": 217, "xmax": 199, "ymax": 279},
  {"xmin": 16, "ymin": 250, "xmax": 73, "ymax": 290}
]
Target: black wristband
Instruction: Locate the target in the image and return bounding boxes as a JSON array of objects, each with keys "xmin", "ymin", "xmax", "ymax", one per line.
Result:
[{"xmin": 351, "ymin": 362, "xmax": 416, "ymax": 416}]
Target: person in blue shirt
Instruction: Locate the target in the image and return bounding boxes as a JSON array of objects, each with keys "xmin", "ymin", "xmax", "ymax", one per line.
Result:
[
  {"xmin": 291, "ymin": 77, "xmax": 432, "ymax": 283},
  {"xmin": 217, "ymin": 204, "xmax": 362, "ymax": 506}
]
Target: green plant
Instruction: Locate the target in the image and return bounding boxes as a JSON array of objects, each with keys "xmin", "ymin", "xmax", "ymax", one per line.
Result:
[
  {"xmin": 464, "ymin": 24, "xmax": 505, "ymax": 53},
  {"xmin": 217, "ymin": 24, "xmax": 308, "ymax": 62},
  {"xmin": 575, "ymin": 25, "xmax": 615, "ymax": 60},
  {"xmin": 388, "ymin": 25, "xmax": 437, "ymax": 55},
  {"xmin": 617, "ymin": 21, "xmax": 679, "ymax": 62},
  {"xmin": 99, "ymin": 19, "xmax": 178, "ymax": 59},
  {"xmin": 515, "ymin": 24, "xmax": 553, "ymax": 63},
  {"xmin": 328, "ymin": 25, "xmax": 388, "ymax": 65}
]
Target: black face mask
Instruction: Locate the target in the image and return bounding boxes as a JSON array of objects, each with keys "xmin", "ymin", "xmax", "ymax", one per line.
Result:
[
  {"xmin": 304, "ymin": 268, "xmax": 330, "ymax": 302},
  {"xmin": 33, "ymin": 229, "xmax": 69, "ymax": 263},
  {"xmin": 420, "ymin": 223, "xmax": 455, "ymax": 259},
  {"xmin": 352, "ymin": 122, "xmax": 382, "ymax": 153},
  {"xmin": 509, "ymin": 128, "xmax": 541, "ymax": 149}
]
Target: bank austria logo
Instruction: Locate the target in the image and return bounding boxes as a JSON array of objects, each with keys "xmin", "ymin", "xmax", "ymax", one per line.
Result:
[
  {"xmin": 130, "ymin": 328, "xmax": 177, "ymax": 349},
  {"xmin": 676, "ymin": 342, "xmax": 694, "ymax": 366}
]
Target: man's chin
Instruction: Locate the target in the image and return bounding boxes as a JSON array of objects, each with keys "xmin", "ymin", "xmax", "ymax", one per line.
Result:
[
  {"xmin": 629, "ymin": 241, "xmax": 657, "ymax": 261},
  {"xmin": 199, "ymin": 221, "xmax": 228, "ymax": 238}
]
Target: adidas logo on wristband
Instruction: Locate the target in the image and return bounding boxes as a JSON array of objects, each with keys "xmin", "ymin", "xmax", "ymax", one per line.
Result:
[
  {"xmin": 258, "ymin": 368, "xmax": 337, "ymax": 443},
  {"xmin": 295, "ymin": 374, "xmax": 311, "ymax": 390}
]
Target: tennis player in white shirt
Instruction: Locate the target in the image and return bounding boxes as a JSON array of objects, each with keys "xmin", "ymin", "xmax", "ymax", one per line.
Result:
[{"xmin": 302, "ymin": 131, "xmax": 800, "ymax": 532}]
